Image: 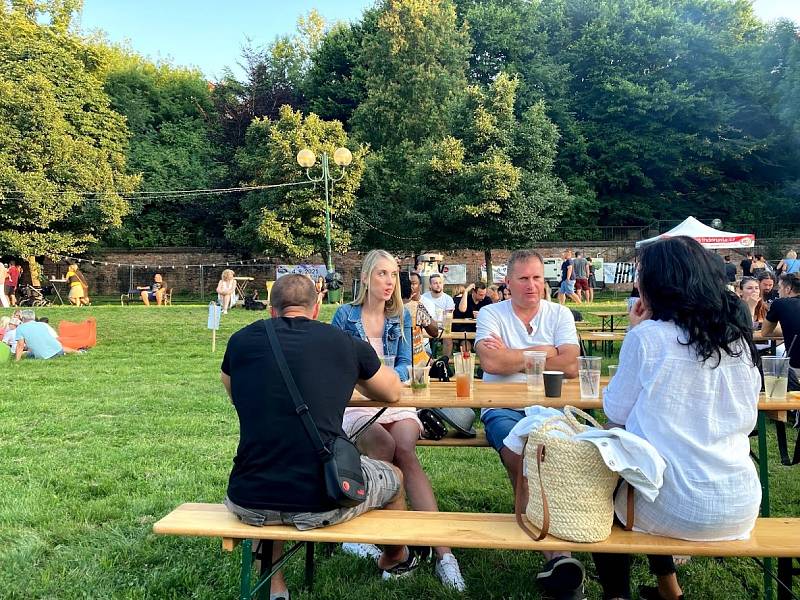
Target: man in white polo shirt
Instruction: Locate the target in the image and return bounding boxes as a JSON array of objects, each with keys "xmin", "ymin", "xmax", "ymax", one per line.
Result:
[{"xmin": 475, "ymin": 249, "xmax": 582, "ymax": 600}]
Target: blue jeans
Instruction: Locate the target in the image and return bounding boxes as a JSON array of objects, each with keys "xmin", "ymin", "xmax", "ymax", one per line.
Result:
[
  {"xmin": 559, "ymin": 280, "xmax": 575, "ymax": 294},
  {"xmin": 481, "ymin": 408, "xmax": 525, "ymax": 452}
]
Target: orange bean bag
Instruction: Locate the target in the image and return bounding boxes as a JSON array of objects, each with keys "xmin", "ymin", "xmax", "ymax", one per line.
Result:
[{"xmin": 58, "ymin": 318, "xmax": 97, "ymax": 349}]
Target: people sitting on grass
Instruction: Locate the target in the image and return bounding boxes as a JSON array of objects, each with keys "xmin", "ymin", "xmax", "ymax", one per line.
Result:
[
  {"xmin": 331, "ymin": 249, "xmax": 465, "ymax": 591},
  {"xmin": 593, "ymin": 236, "xmax": 761, "ymax": 600},
  {"xmin": 138, "ymin": 273, "xmax": 167, "ymax": 306},
  {"xmin": 2, "ymin": 317, "xmax": 19, "ymax": 353},
  {"xmin": 66, "ymin": 262, "xmax": 90, "ymax": 306},
  {"xmin": 475, "ymin": 249, "xmax": 583, "ymax": 600},
  {"xmin": 221, "ymin": 274, "xmax": 410, "ymax": 600},
  {"xmin": 216, "ymin": 269, "xmax": 236, "ymax": 314},
  {"xmin": 14, "ymin": 310, "xmax": 78, "ymax": 361}
]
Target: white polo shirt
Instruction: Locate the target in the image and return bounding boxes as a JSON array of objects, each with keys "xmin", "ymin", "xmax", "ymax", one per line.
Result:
[{"xmin": 475, "ymin": 299, "xmax": 579, "ymax": 387}]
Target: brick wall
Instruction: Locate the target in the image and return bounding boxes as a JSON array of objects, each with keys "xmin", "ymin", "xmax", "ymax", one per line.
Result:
[{"xmin": 40, "ymin": 239, "xmax": 782, "ymax": 297}]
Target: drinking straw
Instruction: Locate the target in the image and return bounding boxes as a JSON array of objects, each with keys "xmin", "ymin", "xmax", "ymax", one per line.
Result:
[{"xmin": 769, "ymin": 334, "xmax": 797, "ymax": 399}]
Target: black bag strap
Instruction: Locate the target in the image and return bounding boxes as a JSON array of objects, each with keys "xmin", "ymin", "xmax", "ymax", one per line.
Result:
[{"xmin": 263, "ymin": 319, "xmax": 331, "ymax": 460}]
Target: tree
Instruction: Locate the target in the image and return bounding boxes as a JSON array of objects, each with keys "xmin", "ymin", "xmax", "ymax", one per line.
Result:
[
  {"xmin": 422, "ymin": 74, "xmax": 569, "ymax": 279},
  {"xmin": 0, "ymin": 9, "xmax": 137, "ymax": 274},
  {"xmin": 351, "ymin": 0, "xmax": 471, "ymax": 149},
  {"xmin": 99, "ymin": 52, "xmax": 229, "ymax": 247},
  {"xmin": 228, "ymin": 105, "xmax": 365, "ymax": 263}
]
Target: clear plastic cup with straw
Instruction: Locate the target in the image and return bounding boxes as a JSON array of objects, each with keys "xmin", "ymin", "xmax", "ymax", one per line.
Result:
[
  {"xmin": 763, "ymin": 356, "xmax": 790, "ymax": 401},
  {"xmin": 578, "ymin": 356, "xmax": 601, "ymax": 399}
]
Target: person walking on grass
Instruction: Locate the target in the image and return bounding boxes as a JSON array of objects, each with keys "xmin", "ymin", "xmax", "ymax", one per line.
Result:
[{"xmin": 221, "ymin": 274, "xmax": 411, "ymax": 600}]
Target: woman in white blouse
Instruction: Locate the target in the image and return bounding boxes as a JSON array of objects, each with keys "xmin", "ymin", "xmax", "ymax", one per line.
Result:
[{"xmin": 594, "ymin": 236, "xmax": 761, "ymax": 600}]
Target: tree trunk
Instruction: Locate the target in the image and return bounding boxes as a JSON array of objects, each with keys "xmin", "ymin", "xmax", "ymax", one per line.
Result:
[
  {"xmin": 484, "ymin": 249, "xmax": 493, "ymax": 285},
  {"xmin": 26, "ymin": 256, "xmax": 41, "ymax": 286}
]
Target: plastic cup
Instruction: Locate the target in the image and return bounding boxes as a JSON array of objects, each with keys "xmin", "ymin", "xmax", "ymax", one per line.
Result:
[
  {"xmin": 380, "ymin": 355, "xmax": 396, "ymax": 369},
  {"xmin": 763, "ymin": 356, "xmax": 790, "ymax": 400},
  {"xmin": 407, "ymin": 365, "xmax": 430, "ymax": 392},
  {"xmin": 579, "ymin": 356, "xmax": 601, "ymax": 399},
  {"xmin": 608, "ymin": 364, "xmax": 618, "ymax": 380},
  {"xmin": 523, "ymin": 350, "xmax": 547, "ymax": 392},
  {"xmin": 453, "ymin": 353, "xmax": 475, "ymax": 397},
  {"xmin": 443, "ymin": 309, "xmax": 454, "ymax": 334},
  {"xmin": 543, "ymin": 371, "xmax": 564, "ymax": 398}
]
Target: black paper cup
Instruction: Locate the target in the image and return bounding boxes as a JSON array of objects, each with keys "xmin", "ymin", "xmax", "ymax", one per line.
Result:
[{"xmin": 543, "ymin": 370, "xmax": 564, "ymax": 398}]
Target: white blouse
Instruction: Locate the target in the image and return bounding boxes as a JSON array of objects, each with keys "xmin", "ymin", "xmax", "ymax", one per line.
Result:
[{"xmin": 604, "ymin": 319, "xmax": 761, "ymax": 541}]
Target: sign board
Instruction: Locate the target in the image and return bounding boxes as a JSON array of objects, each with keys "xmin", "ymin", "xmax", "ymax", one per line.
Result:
[
  {"xmin": 276, "ymin": 264, "xmax": 328, "ymax": 280},
  {"xmin": 207, "ymin": 302, "xmax": 221, "ymax": 330},
  {"xmin": 442, "ymin": 264, "xmax": 466, "ymax": 285},
  {"xmin": 603, "ymin": 262, "xmax": 636, "ymax": 284},
  {"xmin": 480, "ymin": 264, "xmax": 507, "ymax": 283}
]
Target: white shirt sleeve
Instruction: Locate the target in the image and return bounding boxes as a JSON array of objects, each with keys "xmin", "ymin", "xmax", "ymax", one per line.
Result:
[
  {"xmin": 475, "ymin": 305, "xmax": 501, "ymax": 347},
  {"xmin": 444, "ymin": 294, "xmax": 455, "ymax": 311},
  {"xmin": 553, "ymin": 305, "xmax": 580, "ymax": 347},
  {"xmin": 603, "ymin": 327, "xmax": 645, "ymax": 424}
]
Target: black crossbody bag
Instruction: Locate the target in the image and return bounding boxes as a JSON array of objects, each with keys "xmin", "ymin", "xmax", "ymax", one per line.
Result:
[{"xmin": 263, "ymin": 320, "xmax": 366, "ymax": 508}]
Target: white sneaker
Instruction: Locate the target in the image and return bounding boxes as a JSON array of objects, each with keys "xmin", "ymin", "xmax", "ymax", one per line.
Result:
[
  {"xmin": 341, "ymin": 543, "xmax": 382, "ymax": 562},
  {"xmin": 435, "ymin": 553, "xmax": 466, "ymax": 591}
]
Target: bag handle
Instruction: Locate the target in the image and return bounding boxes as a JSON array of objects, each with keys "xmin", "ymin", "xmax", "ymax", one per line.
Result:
[
  {"xmin": 263, "ymin": 319, "xmax": 331, "ymax": 460},
  {"xmin": 514, "ymin": 443, "xmax": 550, "ymax": 541},
  {"xmin": 623, "ymin": 482, "xmax": 635, "ymax": 531},
  {"xmin": 563, "ymin": 405, "xmax": 604, "ymax": 430}
]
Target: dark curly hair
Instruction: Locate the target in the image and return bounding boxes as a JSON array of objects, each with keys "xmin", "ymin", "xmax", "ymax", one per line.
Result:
[{"xmin": 638, "ymin": 236, "xmax": 757, "ymax": 366}]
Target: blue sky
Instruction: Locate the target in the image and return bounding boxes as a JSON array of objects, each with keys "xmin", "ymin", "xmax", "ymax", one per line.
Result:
[{"xmin": 79, "ymin": 0, "xmax": 799, "ymax": 81}]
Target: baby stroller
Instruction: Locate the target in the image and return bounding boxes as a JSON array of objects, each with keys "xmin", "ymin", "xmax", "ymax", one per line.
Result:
[{"xmin": 18, "ymin": 284, "xmax": 52, "ymax": 307}]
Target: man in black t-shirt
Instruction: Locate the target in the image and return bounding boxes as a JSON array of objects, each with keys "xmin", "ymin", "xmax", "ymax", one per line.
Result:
[
  {"xmin": 453, "ymin": 281, "xmax": 494, "ymax": 337},
  {"xmin": 741, "ymin": 252, "xmax": 753, "ymax": 278},
  {"xmin": 763, "ymin": 273, "xmax": 800, "ymax": 390},
  {"xmin": 723, "ymin": 255, "xmax": 737, "ymax": 284},
  {"xmin": 221, "ymin": 274, "xmax": 414, "ymax": 596},
  {"xmin": 759, "ymin": 272, "xmax": 779, "ymax": 304}
]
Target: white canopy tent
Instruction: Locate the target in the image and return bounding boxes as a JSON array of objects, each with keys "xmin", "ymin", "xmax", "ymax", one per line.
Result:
[{"xmin": 635, "ymin": 216, "xmax": 755, "ymax": 250}]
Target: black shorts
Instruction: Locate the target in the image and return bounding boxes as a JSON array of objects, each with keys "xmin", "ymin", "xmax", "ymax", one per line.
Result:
[{"xmin": 4, "ymin": 284, "xmax": 15, "ymax": 295}]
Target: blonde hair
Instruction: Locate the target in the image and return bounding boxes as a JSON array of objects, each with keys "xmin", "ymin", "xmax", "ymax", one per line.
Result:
[
  {"xmin": 787, "ymin": 250, "xmax": 797, "ymax": 260},
  {"xmin": 352, "ymin": 249, "xmax": 405, "ymax": 325},
  {"xmin": 0, "ymin": 316, "xmax": 9, "ymax": 329},
  {"xmin": 222, "ymin": 269, "xmax": 235, "ymax": 280}
]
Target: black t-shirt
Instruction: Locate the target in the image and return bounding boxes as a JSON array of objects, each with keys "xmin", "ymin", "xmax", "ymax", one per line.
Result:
[
  {"xmin": 452, "ymin": 292, "xmax": 494, "ymax": 332},
  {"xmin": 763, "ymin": 289, "xmax": 780, "ymax": 304},
  {"xmin": 222, "ymin": 317, "xmax": 380, "ymax": 511},
  {"xmin": 724, "ymin": 263, "xmax": 737, "ymax": 283},
  {"xmin": 765, "ymin": 297, "xmax": 800, "ymax": 368},
  {"xmin": 561, "ymin": 259, "xmax": 573, "ymax": 281},
  {"xmin": 741, "ymin": 259, "xmax": 752, "ymax": 277}
]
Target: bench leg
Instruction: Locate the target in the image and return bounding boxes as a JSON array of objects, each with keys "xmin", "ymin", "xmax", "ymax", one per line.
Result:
[
  {"xmin": 304, "ymin": 542, "xmax": 315, "ymax": 591},
  {"xmin": 757, "ymin": 411, "xmax": 774, "ymax": 600},
  {"xmin": 240, "ymin": 539, "xmax": 253, "ymax": 600},
  {"xmin": 777, "ymin": 558, "xmax": 794, "ymax": 600}
]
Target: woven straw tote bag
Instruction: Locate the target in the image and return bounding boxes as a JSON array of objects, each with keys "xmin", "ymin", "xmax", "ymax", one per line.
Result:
[{"xmin": 514, "ymin": 406, "xmax": 621, "ymax": 543}]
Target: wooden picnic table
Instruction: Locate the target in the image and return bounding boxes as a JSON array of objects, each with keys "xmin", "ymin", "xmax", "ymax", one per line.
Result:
[
  {"xmin": 580, "ymin": 330, "xmax": 626, "ymax": 356},
  {"xmin": 587, "ymin": 310, "xmax": 629, "ymax": 331},
  {"xmin": 451, "ymin": 318, "xmax": 476, "ymax": 325},
  {"xmin": 350, "ymin": 380, "xmax": 800, "ymax": 534}
]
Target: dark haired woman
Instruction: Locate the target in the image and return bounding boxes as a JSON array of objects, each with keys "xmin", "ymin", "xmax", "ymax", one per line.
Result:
[
  {"xmin": 762, "ymin": 273, "xmax": 800, "ymax": 391},
  {"xmin": 593, "ymin": 236, "xmax": 761, "ymax": 600}
]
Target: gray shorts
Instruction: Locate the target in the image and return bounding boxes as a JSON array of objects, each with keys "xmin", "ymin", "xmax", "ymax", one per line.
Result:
[{"xmin": 225, "ymin": 456, "xmax": 401, "ymax": 531}]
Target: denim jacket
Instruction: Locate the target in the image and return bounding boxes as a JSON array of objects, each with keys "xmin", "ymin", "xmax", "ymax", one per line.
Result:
[{"xmin": 331, "ymin": 303, "xmax": 412, "ymax": 382}]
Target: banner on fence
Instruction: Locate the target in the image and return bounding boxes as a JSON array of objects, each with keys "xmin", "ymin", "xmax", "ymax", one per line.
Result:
[
  {"xmin": 442, "ymin": 264, "xmax": 467, "ymax": 285},
  {"xmin": 276, "ymin": 264, "xmax": 328, "ymax": 279},
  {"xmin": 603, "ymin": 262, "xmax": 636, "ymax": 284}
]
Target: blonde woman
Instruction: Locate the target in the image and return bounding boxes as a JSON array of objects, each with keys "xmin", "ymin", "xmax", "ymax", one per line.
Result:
[
  {"xmin": 331, "ymin": 250, "xmax": 465, "ymax": 590},
  {"xmin": 776, "ymin": 250, "xmax": 800, "ymax": 275},
  {"xmin": 216, "ymin": 269, "xmax": 236, "ymax": 314},
  {"xmin": 66, "ymin": 263, "xmax": 89, "ymax": 306}
]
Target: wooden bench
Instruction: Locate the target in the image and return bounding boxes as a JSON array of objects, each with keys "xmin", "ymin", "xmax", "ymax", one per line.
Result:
[
  {"xmin": 417, "ymin": 430, "xmax": 489, "ymax": 447},
  {"xmin": 154, "ymin": 504, "xmax": 800, "ymax": 600}
]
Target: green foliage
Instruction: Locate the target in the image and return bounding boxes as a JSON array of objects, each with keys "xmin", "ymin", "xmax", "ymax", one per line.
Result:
[
  {"xmin": 98, "ymin": 52, "xmax": 229, "ymax": 247},
  {"xmin": 352, "ymin": 0, "xmax": 471, "ymax": 149},
  {"xmin": 229, "ymin": 106, "xmax": 365, "ymax": 260},
  {"xmin": 0, "ymin": 10, "xmax": 137, "ymax": 258}
]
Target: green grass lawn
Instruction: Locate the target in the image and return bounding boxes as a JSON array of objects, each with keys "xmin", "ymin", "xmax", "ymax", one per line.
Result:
[{"xmin": 0, "ymin": 304, "xmax": 797, "ymax": 599}]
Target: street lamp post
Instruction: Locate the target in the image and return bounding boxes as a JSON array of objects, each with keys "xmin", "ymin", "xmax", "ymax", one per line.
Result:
[{"xmin": 296, "ymin": 147, "xmax": 353, "ymax": 274}]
